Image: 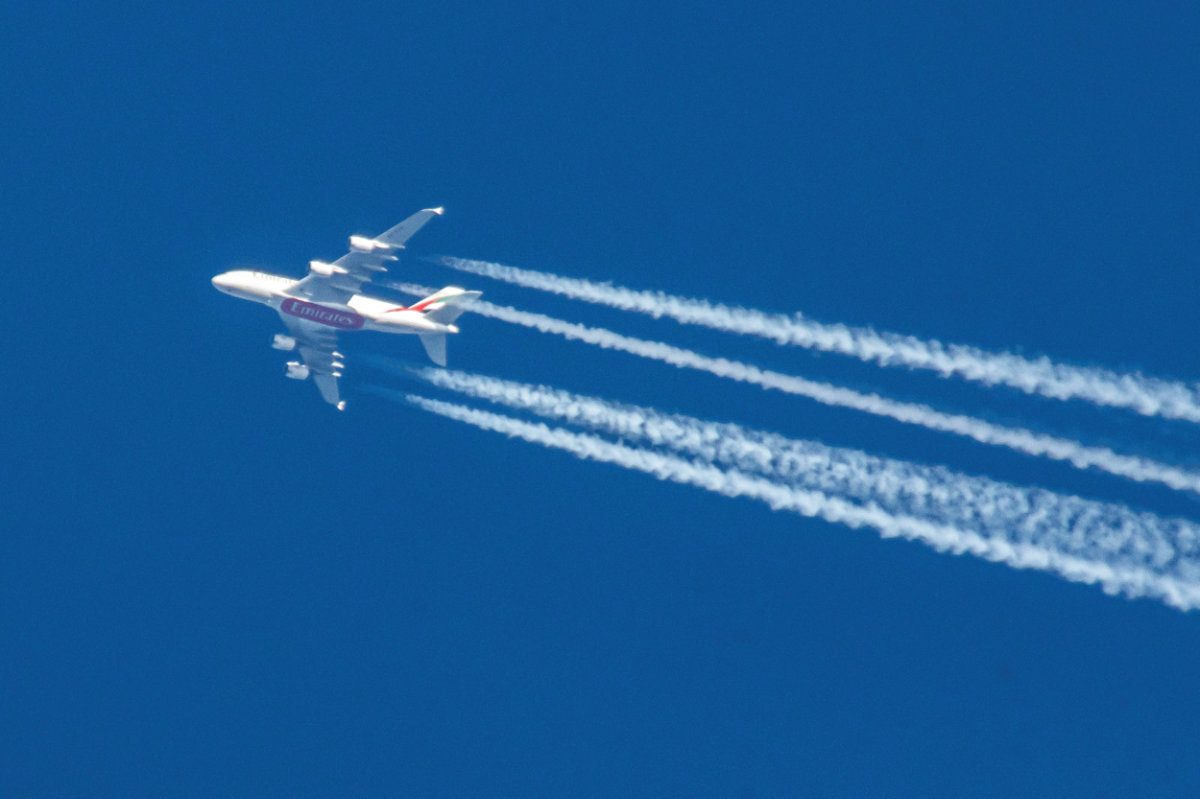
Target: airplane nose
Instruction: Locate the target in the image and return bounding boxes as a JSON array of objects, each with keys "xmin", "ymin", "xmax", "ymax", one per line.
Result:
[{"xmin": 212, "ymin": 273, "xmax": 233, "ymax": 292}]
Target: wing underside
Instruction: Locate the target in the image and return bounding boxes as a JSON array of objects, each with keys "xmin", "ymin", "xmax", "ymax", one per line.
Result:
[
  {"xmin": 281, "ymin": 316, "xmax": 346, "ymax": 408},
  {"xmin": 312, "ymin": 374, "xmax": 342, "ymax": 407},
  {"xmin": 290, "ymin": 207, "xmax": 444, "ymax": 304}
]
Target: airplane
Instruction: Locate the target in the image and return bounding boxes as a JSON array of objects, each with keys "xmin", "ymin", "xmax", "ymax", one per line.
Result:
[{"xmin": 212, "ymin": 207, "xmax": 481, "ymax": 410}]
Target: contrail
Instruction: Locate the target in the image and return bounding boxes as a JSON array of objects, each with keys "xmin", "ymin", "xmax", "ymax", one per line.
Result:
[
  {"xmin": 388, "ymin": 282, "xmax": 1200, "ymax": 494},
  {"xmin": 437, "ymin": 256, "xmax": 1200, "ymax": 424},
  {"xmin": 384, "ymin": 391, "xmax": 1200, "ymax": 611},
  {"xmin": 394, "ymin": 364, "xmax": 1200, "ymax": 564}
]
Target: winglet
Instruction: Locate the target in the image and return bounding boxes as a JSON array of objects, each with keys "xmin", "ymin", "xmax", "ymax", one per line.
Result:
[
  {"xmin": 424, "ymin": 207, "xmax": 445, "ymax": 215},
  {"xmin": 336, "ymin": 401, "xmax": 347, "ymax": 411}
]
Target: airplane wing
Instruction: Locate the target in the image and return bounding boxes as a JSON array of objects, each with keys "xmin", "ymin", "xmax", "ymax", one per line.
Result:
[
  {"xmin": 279, "ymin": 315, "xmax": 347, "ymax": 409},
  {"xmin": 290, "ymin": 207, "xmax": 444, "ymax": 304}
]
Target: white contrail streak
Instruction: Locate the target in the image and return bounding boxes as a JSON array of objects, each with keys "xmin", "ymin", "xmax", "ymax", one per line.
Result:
[
  {"xmin": 438, "ymin": 256, "xmax": 1200, "ymax": 424},
  {"xmin": 389, "ymin": 392, "xmax": 1200, "ymax": 611},
  {"xmin": 396, "ymin": 364, "xmax": 1200, "ymax": 568},
  {"xmin": 388, "ymin": 282, "xmax": 1200, "ymax": 494}
]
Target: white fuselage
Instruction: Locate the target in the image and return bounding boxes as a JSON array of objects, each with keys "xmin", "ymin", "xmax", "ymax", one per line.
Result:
[{"xmin": 211, "ymin": 270, "xmax": 457, "ymax": 335}]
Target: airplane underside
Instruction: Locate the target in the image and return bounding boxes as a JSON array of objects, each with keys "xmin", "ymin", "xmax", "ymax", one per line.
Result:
[{"xmin": 212, "ymin": 207, "xmax": 480, "ymax": 409}]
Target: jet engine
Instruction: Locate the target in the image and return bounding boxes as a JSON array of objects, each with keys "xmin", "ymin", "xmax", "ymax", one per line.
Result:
[
  {"xmin": 272, "ymin": 334, "xmax": 297, "ymax": 351},
  {"xmin": 285, "ymin": 361, "xmax": 310, "ymax": 380},
  {"xmin": 308, "ymin": 260, "xmax": 348, "ymax": 277},
  {"xmin": 349, "ymin": 235, "xmax": 393, "ymax": 252}
]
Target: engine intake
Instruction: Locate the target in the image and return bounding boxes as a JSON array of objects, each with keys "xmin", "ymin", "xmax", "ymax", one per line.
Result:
[
  {"xmin": 272, "ymin": 334, "xmax": 297, "ymax": 351},
  {"xmin": 285, "ymin": 361, "xmax": 310, "ymax": 380}
]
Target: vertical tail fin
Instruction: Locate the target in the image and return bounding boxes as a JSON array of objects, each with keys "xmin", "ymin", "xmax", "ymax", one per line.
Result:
[{"xmin": 410, "ymin": 286, "xmax": 483, "ymax": 326}]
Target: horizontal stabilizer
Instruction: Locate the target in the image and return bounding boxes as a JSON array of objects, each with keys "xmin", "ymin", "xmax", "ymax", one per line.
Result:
[{"xmin": 420, "ymin": 333, "xmax": 447, "ymax": 367}]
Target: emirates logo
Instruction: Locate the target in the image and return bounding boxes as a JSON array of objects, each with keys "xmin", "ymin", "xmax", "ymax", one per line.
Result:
[{"xmin": 281, "ymin": 298, "xmax": 364, "ymax": 330}]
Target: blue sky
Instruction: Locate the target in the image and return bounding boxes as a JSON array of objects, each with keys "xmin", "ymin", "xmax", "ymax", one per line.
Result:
[{"xmin": 4, "ymin": 2, "xmax": 1200, "ymax": 796}]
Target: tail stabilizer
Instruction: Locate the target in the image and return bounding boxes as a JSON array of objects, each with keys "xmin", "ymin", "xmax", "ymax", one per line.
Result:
[
  {"xmin": 420, "ymin": 333, "xmax": 447, "ymax": 366},
  {"xmin": 410, "ymin": 286, "xmax": 483, "ymax": 326}
]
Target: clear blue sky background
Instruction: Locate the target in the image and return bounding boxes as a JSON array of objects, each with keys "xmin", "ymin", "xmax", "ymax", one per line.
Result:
[{"xmin": 4, "ymin": 2, "xmax": 1200, "ymax": 796}]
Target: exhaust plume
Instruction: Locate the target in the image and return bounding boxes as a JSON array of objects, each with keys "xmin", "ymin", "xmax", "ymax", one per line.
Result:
[
  {"xmin": 397, "ymin": 365, "xmax": 1200, "ymax": 575},
  {"xmin": 386, "ymin": 391, "xmax": 1200, "ymax": 611},
  {"xmin": 386, "ymin": 282, "xmax": 1200, "ymax": 494},
  {"xmin": 438, "ymin": 256, "xmax": 1200, "ymax": 424}
]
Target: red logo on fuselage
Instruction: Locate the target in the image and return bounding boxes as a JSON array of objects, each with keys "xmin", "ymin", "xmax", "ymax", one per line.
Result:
[{"xmin": 281, "ymin": 298, "xmax": 364, "ymax": 330}]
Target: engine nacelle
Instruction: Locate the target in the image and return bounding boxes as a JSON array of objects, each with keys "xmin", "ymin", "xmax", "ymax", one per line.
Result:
[
  {"xmin": 285, "ymin": 361, "xmax": 310, "ymax": 380},
  {"xmin": 349, "ymin": 235, "xmax": 395, "ymax": 253},
  {"xmin": 308, "ymin": 260, "xmax": 348, "ymax": 277},
  {"xmin": 272, "ymin": 334, "xmax": 297, "ymax": 351}
]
